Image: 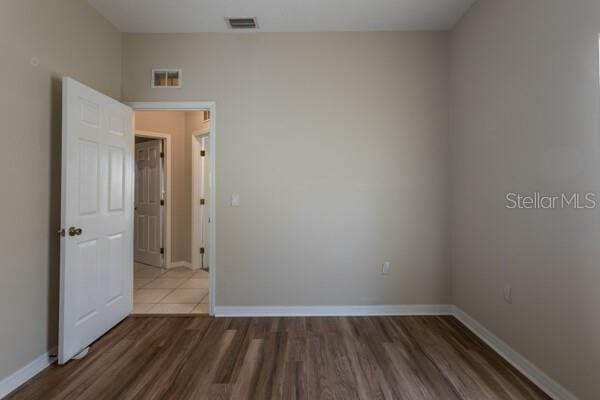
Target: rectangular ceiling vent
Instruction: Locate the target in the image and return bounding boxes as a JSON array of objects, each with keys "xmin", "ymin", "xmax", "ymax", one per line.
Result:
[{"xmin": 226, "ymin": 17, "xmax": 258, "ymax": 30}]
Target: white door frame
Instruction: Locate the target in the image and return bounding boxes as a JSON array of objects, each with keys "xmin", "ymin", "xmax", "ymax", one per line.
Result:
[
  {"xmin": 134, "ymin": 130, "xmax": 172, "ymax": 269},
  {"xmin": 191, "ymin": 129, "xmax": 210, "ymax": 270},
  {"xmin": 128, "ymin": 102, "xmax": 216, "ymax": 316}
]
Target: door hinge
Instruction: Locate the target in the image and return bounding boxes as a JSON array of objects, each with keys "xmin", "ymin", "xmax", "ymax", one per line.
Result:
[
  {"xmin": 200, "ymin": 150, "xmax": 206, "ymax": 157},
  {"xmin": 200, "ymin": 198, "xmax": 205, "ymax": 205},
  {"xmin": 160, "ymin": 247, "xmax": 164, "ymax": 254},
  {"xmin": 200, "ymin": 247, "xmax": 205, "ymax": 254},
  {"xmin": 160, "ymin": 199, "xmax": 165, "ymax": 206},
  {"xmin": 160, "ymin": 152, "xmax": 164, "ymax": 158}
]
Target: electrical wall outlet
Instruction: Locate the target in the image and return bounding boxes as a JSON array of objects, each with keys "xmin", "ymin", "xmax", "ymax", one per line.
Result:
[
  {"xmin": 382, "ymin": 261, "xmax": 391, "ymax": 275},
  {"xmin": 503, "ymin": 284, "xmax": 513, "ymax": 304}
]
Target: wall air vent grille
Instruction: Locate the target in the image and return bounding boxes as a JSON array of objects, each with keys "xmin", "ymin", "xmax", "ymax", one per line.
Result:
[
  {"xmin": 152, "ymin": 69, "xmax": 181, "ymax": 88},
  {"xmin": 226, "ymin": 17, "xmax": 258, "ymax": 29}
]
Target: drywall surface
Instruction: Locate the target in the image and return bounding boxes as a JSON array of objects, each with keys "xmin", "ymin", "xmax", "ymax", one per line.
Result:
[
  {"xmin": 122, "ymin": 32, "xmax": 452, "ymax": 307},
  {"xmin": 0, "ymin": 0, "xmax": 122, "ymax": 383},
  {"xmin": 451, "ymin": 0, "xmax": 600, "ymax": 398}
]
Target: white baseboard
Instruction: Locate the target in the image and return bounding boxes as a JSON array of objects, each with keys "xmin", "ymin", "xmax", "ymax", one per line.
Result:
[
  {"xmin": 214, "ymin": 304, "xmax": 455, "ymax": 317},
  {"xmin": 168, "ymin": 261, "xmax": 197, "ymax": 270},
  {"xmin": 453, "ymin": 307, "xmax": 577, "ymax": 400},
  {"xmin": 0, "ymin": 348, "xmax": 56, "ymax": 399}
]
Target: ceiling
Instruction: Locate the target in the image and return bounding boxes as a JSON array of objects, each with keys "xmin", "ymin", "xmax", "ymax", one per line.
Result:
[{"xmin": 87, "ymin": 0, "xmax": 477, "ymax": 33}]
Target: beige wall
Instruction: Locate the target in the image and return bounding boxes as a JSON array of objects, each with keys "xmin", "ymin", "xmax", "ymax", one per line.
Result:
[
  {"xmin": 134, "ymin": 111, "xmax": 206, "ymax": 264},
  {"xmin": 122, "ymin": 32, "xmax": 452, "ymax": 307},
  {"xmin": 0, "ymin": 0, "xmax": 122, "ymax": 383},
  {"xmin": 2, "ymin": 2, "xmax": 596, "ymax": 396},
  {"xmin": 450, "ymin": 0, "xmax": 600, "ymax": 398}
]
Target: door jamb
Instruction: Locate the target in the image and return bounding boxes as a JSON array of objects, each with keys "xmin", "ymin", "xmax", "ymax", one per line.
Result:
[
  {"xmin": 134, "ymin": 129, "xmax": 172, "ymax": 269},
  {"xmin": 128, "ymin": 102, "xmax": 216, "ymax": 316},
  {"xmin": 191, "ymin": 129, "xmax": 210, "ymax": 270}
]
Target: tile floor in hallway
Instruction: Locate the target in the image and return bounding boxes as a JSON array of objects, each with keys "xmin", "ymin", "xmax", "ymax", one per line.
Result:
[{"xmin": 133, "ymin": 263, "xmax": 209, "ymax": 315}]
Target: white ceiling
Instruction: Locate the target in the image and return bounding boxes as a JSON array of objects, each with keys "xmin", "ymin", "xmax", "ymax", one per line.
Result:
[{"xmin": 87, "ymin": 0, "xmax": 477, "ymax": 33}]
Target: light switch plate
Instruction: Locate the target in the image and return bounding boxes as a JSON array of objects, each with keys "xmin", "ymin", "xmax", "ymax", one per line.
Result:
[
  {"xmin": 503, "ymin": 284, "xmax": 513, "ymax": 304},
  {"xmin": 231, "ymin": 194, "xmax": 240, "ymax": 207},
  {"xmin": 382, "ymin": 261, "xmax": 391, "ymax": 275}
]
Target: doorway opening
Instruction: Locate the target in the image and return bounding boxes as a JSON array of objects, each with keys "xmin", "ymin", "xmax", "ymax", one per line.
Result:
[{"xmin": 131, "ymin": 107, "xmax": 214, "ymax": 316}]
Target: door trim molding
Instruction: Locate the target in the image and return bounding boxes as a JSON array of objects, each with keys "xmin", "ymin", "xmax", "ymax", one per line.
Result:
[
  {"xmin": 134, "ymin": 130, "xmax": 172, "ymax": 269},
  {"xmin": 129, "ymin": 102, "xmax": 216, "ymax": 316},
  {"xmin": 191, "ymin": 129, "xmax": 210, "ymax": 270}
]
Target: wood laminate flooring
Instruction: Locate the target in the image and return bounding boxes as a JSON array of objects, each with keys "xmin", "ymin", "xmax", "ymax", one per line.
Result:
[{"xmin": 7, "ymin": 316, "xmax": 550, "ymax": 400}]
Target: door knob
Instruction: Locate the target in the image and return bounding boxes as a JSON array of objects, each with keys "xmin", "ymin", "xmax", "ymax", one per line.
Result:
[{"xmin": 68, "ymin": 227, "xmax": 83, "ymax": 236}]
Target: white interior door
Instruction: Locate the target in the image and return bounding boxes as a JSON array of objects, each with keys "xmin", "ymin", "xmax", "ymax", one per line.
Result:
[
  {"xmin": 134, "ymin": 139, "xmax": 164, "ymax": 267},
  {"xmin": 59, "ymin": 77, "xmax": 133, "ymax": 364}
]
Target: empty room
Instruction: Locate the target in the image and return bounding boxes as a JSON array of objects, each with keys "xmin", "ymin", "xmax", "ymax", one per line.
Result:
[{"xmin": 0, "ymin": 0, "xmax": 598, "ymax": 399}]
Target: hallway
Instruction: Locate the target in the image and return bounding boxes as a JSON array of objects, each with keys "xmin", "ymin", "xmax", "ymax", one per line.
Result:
[{"xmin": 133, "ymin": 264, "xmax": 209, "ymax": 315}]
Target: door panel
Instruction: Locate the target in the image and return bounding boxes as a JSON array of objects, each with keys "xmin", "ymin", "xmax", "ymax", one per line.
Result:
[
  {"xmin": 108, "ymin": 147, "xmax": 125, "ymax": 211},
  {"xmin": 134, "ymin": 139, "xmax": 164, "ymax": 267},
  {"xmin": 74, "ymin": 239, "xmax": 99, "ymax": 324},
  {"xmin": 136, "ymin": 215, "xmax": 146, "ymax": 251},
  {"xmin": 148, "ymin": 216, "xmax": 159, "ymax": 252},
  {"xmin": 106, "ymin": 232, "xmax": 125, "ymax": 304},
  {"xmin": 77, "ymin": 140, "xmax": 99, "ymax": 215},
  {"xmin": 59, "ymin": 77, "xmax": 133, "ymax": 364}
]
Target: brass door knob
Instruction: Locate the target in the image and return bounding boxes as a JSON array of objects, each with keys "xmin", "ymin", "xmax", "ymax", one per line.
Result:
[{"xmin": 68, "ymin": 227, "xmax": 83, "ymax": 237}]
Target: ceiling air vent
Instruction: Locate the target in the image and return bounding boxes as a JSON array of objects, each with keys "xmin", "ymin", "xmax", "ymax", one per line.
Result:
[{"xmin": 226, "ymin": 17, "xmax": 258, "ymax": 30}]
